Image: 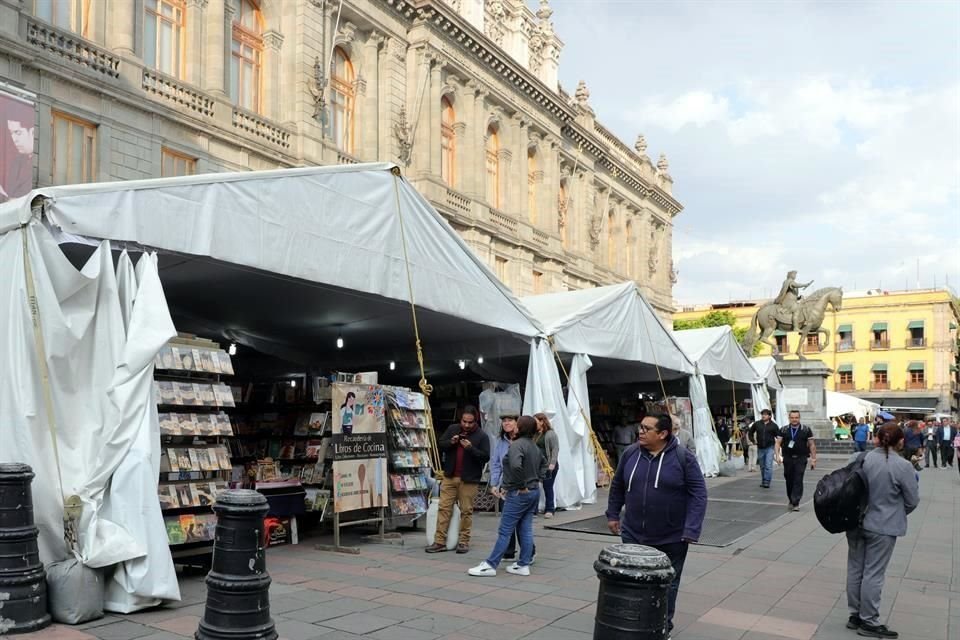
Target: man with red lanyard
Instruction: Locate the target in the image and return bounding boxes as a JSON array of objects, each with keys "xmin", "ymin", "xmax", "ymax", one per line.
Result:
[{"xmin": 774, "ymin": 410, "xmax": 817, "ymax": 511}]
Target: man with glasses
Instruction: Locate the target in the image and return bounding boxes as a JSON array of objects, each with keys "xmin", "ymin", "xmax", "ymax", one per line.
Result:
[
  {"xmin": 426, "ymin": 406, "xmax": 490, "ymax": 554},
  {"xmin": 606, "ymin": 414, "xmax": 707, "ymax": 638}
]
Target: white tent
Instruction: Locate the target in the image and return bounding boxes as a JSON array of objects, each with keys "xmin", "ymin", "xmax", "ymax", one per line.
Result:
[
  {"xmin": 521, "ymin": 283, "xmax": 702, "ymax": 493},
  {"xmin": 750, "ymin": 356, "xmax": 788, "ymax": 427},
  {"xmin": 0, "ymin": 163, "xmax": 551, "ymax": 611},
  {"xmin": 827, "ymin": 391, "xmax": 879, "ymax": 420}
]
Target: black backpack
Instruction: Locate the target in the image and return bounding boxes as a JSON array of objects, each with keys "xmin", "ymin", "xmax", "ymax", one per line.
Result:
[{"xmin": 813, "ymin": 453, "xmax": 868, "ymax": 534}]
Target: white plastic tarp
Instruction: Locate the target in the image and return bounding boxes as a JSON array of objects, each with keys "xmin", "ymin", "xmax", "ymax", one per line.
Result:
[
  {"xmin": 565, "ymin": 354, "xmax": 597, "ymax": 504},
  {"xmin": 1, "ymin": 163, "xmax": 541, "ymax": 341},
  {"xmin": 522, "ymin": 340, "xmax": 584, "ymax": 508},
  {"xmin": 522, "ymin": 282, "xmax": 694, "ymax": 375},
  {"xmin": 750, "ymin": 356, "xmax": 783, "ymax": 390},
  {"xmin": 689, "ymin": 373, "xmax": 722, "ymax": 477},
  {"xmin": 0, "ymin": 220, "xmax": 179, "ymax": 610},
  {"xmin": 671, "ymin": 326, "xmax": 762, "ymax": 384},
  {"xmin": 827, "ymin": 391, "xmax": 879, "ymax": 420}
]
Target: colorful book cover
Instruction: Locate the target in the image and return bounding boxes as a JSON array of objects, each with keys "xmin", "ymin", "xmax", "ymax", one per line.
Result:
[
  {"xmin": 307, "ymin": 412, "xmax": 328, "ymax": 435},
  {"xmin": 215, "ymin": 446, "xmax": 232, "ymax": 470},
  {"xmin": 180, "ymin": 514, "xmax": 204, "ymax": 542},
  {"xmin": 175, "ymin": 483, "xmax": 193, "ymax": 508},
  {"xmin": 165, "ymin": 517, "xmax": 186, "ymax": 544},
  {"xmin": 192, "ymin": 482, "xmax": 215, "ymax": 506},
  {"xmin": 175, "ymin": 382, "xmax": 198, "ymax": 406},
  {"xmin": 198, "ymin": 383, "xmax": 216, "ymax": 407},
  {"xmin": 157, "ymin": 381, "xmax": 178, "ymax": 406},
  {"xmin": 165, "ymin": 448, "xmax": 181, "ymax": 472},
  {"xmin": 187, "ymin": 448, "xmax": 201, "ymax": 471},
  {"xmin": 199, "ymin": 349, "xmax": 219, "ymax": 373},
  {"xmin": 158, "ymin": 485, "xmax": 179, "ymax": 510}
]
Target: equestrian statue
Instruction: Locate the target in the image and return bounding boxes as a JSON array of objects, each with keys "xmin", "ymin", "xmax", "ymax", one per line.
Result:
[{"xmin": 742, "ymin": 271, "xmax": 844, "ymax": 360}]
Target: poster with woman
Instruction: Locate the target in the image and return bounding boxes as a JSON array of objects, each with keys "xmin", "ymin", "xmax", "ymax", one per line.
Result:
[
  {"xmin": 1, "ymin": 89, "xmax": 35, "ymax": 203},
  {"xmin": 332, "ymin": 383, "xmax": 388, "ymax": 513}
]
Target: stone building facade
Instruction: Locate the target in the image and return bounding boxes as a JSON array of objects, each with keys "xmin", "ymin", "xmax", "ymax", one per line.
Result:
[{"xmin": 0, "ymin": 0, "xmax": 681, "ymax": 313}]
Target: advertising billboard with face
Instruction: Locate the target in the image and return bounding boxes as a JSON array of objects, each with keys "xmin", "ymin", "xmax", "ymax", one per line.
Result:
[{"xmin": 0, "ymin": 89, "xmax": 35, "ymax": 203}]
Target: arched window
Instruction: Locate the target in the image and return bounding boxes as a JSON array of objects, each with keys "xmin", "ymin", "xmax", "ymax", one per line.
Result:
[
  {"xmin": 485, "ymin": 126, "xmax": 500, "ymax": 209},
  {"xmin": 144, "ymin": 0, "xmax": 186, "ymax": 77},
  {"xmin": 527, "ymin": 149, "xmax": 538, "ymax": 225},
  {"xmin": 440, "ymin": 97, "xmax": 456, "ymax": 187},
  {"xmin": 331, "ymin": 47, "xmax": 356, "ymax": 153},
  {"xmin": 230, "ymin": 0, "xmax": 263, "ymax": 112}
]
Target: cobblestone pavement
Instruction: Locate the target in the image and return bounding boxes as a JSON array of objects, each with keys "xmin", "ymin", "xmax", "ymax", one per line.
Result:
[{"xmin": 16, "ymin": 456, "xmax": 960, "ymax": 640}]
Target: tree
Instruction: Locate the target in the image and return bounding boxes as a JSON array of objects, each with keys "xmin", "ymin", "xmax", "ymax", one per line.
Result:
[{"xmin": 674, "ymin": 310, "xmax": 759, "ymax": 356}]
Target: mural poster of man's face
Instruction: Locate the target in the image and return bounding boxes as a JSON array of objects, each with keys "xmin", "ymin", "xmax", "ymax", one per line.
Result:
[{"xmin": 0, "ymin": 90, "xmax": 36, "ymax": 203}]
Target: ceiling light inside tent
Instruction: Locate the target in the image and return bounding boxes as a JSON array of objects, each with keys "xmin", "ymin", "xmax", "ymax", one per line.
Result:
[
  {"xmin": 389, "ymin": 361, "xmax": 396, "ymax": 371},
  {"xmin": 228, "ymin": 343, "xmax": 237, "ymax": 356},
  {"xmin": 290, "ymin": 380, "xmax": 297, "ymax": 388},
  {"xmin": 477, "ymin": 355, "xmax": 484, "ymax": 364},
  {"xmin": 458, "ymin": 359, "xmax": 466, "ymax": 370},
  {"xmin": 336, "ymin": 333, "xmax": 344, "ymax": 349}
]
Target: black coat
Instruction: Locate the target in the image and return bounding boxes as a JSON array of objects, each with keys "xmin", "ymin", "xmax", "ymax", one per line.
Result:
[{"xmin": 438, "ymin": 424, "xmax": 490, "ymax": 483}]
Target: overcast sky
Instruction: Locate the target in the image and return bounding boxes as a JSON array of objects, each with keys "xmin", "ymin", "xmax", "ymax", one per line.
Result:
[{"xmin": 539, "ymin": 0, "xmax": 960, "ymax": 304}]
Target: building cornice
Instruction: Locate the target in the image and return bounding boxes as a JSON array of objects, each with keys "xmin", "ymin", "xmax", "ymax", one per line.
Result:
[{"xmin": 380, "ymin": 0, "xmax": 681, "ymax": 215}]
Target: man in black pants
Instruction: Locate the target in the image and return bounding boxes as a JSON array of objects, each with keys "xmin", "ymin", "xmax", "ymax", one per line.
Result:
[{"xmin": 774, "ymin": 410, "xmax": 817, "ymax": 512}]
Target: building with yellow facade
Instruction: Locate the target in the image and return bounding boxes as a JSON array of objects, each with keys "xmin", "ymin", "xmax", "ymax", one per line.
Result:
[{"xmin": 675, "ymin": 289, "xmax": 960, "ymax": 416}]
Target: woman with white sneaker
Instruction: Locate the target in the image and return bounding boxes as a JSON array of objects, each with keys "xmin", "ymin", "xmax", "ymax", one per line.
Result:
[{"xmin": 468, "ymin": 415, "xmax": 545, "ymax": 577}]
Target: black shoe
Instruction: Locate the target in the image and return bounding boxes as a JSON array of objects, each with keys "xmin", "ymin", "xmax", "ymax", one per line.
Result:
[
  {"xmin": 503, "ymin": 553, "xmax": 516, "ymax": 561},
  {"xmin": 847, "ymin": 615, "xmax": 862, "ymax": 629},
  {"xmin": 857, "ymin": 623, "xmax": 898, "ymax": 638}
]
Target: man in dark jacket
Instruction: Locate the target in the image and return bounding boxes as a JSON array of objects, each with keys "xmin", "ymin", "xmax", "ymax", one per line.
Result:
[
  {"xmin": 748, "ymin": 409, "xmax": 780, "ymax": 488},
  {"xmin": 606, "ymin": 413, "xmax": 707, "ymax": 637},
  {"xmin": 936, "ymin": 421, "xmax": 956, "ymax": 467},
  {"xmin": 426, "ymin": 406, "xmax": 490, "ymax": 554}
]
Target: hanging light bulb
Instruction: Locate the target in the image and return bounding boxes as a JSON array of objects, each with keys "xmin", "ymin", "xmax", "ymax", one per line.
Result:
[
  {"xmin": 389, "ymin": 361, "xmax": 396, "ymax": 371},
  {"xmin": 336, "ymin": 333, "xmax": 344, "ymax": 349},
  {"xmin": 290, "ymin": 380, "xmax": 297, "ymax": 388},
  {"xmin": 477, "ymin": 355, "xmax": 484, "ymax": 364},
  {"xmin": 228, "ymin": 343, "xmax": 237, "ymax": 356},
  {"xmin": 458, "ymin": 359, "xmax": 466, "ymax": 370}
]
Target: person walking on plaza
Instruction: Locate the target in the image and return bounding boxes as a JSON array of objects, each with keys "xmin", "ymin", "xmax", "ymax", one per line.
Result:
[
  {"xmin": 923, "ymin": 422, "xmax": 939, "ymax": 468},
  {"xmin": 774, "ymin": 410, "xmax": 817, "ymax": 511},
  {"xmin": 426, "ymin": 406, "xmax": 490, "ymax": 554},
  {"xmin": 740, "ymin": 417, "xmax": 755, "ymax": 472},
  {"xmin": 606, "ymin": 413, "xmax": 707, "ymax": 637},
  {"xmin": 613, "ymin": 420, "xmax": 636, "ymax": 465},
  {"xmin": 936, "ymin": 420, "xmax": 955, "ymax": 468},
  {"xmin": 853, "ymin": 418, "xmax": 871, "ymax": 453},
  {"xmin": 534, "ymin": 413, "xmax": 559, "ymax": 518},
  {"xmin": 845, "ymin": 423, "xmax": 919, "ymax": 638},
  {"xmin": 468, "ymin": 415, "xmax": 545, "ymax": 577},
  {"xmin": 489, "ymin": 411, "xmax": 531, "ymax": 561},
  {"xmin": 902, "ymin": 421, "xmax": 924, "ymax": 464},
  {"xmin": 748, "ymin": 409, "xmax": 780, "ymax": 488}
]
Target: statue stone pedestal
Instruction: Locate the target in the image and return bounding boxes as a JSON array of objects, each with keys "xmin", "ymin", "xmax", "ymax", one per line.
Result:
[{"xmin": 775, "ymin": 360, "xmax": 832, "ymax": 439}]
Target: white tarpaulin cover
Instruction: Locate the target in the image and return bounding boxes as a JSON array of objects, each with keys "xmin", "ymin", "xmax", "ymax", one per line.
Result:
[
  {"xmin": 0, "ymin": 220, "xmax": 179, "ymax": 610},
  {"xmin": 672, "ymin": 326, "xmax": 763, "ymax": 384},
  {"xmin": 565, "ymin": 354, "xmax": 597, "ymax": 504},
  {"xmin": 690, "ymin": 373, "xmax": 722, "ymax": 477},
  {"xmin": 827, "ymin": 391, "xmax": 879, "ymax": 419},
  {"xmin": 750, "ymin": 356, "xmax": 784, "ymax": 390},
  {"xmin": 0, "ymin": 163, "xmax": 542, "ymax": 341},
  {"xmin": 522, "ymin": 282, "xmax": 694, "ymax": 375}
]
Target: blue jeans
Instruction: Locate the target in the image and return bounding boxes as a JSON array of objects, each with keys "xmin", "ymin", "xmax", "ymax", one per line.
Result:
[
  {"xmin": 486, "ymin": 488, "xmax": 539, "ymax": 567},
  {"xmin": 758, "ymin": 446, "xmax": 774, "ymax": 486},
  {"xmin": 543, "ymin": 464, "xmax": 559, "ymax": 513},
  {"xmin": 855, "ymin": 441, "xmax": 867, "ymax": 452}
]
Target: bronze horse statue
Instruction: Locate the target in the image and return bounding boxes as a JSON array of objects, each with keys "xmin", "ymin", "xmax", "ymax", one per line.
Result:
[{"xmin": 742, "ymin": 287, "xmax": 844, "ymax": 359}]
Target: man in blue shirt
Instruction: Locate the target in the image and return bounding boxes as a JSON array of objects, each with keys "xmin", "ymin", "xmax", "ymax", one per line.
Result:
[{"xmin": 853, "ymin": 418, "xmax": 870, "ymax": 452}]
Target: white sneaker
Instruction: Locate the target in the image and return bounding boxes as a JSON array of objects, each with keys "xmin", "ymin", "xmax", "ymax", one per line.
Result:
[
  {"xmin": 468, "ymin": 561, "xmax": 496, "ymax": 577},
  {"xmin": 506, "ymin": 563, "xmax": 530, "ymax": 576}
]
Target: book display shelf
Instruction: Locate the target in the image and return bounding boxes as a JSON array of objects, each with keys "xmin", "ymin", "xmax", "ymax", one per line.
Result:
[{"xmin": 384, "ymin": 387, "xmax": 431, "ymax": 518}]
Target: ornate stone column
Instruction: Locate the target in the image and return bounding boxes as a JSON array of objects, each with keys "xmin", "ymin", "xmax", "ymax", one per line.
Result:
[
  {"xmin": 428, "ymin": 58, "xmax": 443, "ymax": 177},
  {"xmin": 497, "ymin": 148, "xmax": 512, "ymax": 210},
  {"xmin": 513, "ymin": 116, "xmax": 528, "ymax": 216},
  {"xmin": 262, "ymin": 30, "xmax": 284, "ymax": 120},
  {"xmin": 360, "ymin": 32, "xmax": 382, "ymax": 161},
  {"xmin": 204, "ymin": 0, "xmax": 228, "ymax": 97},
  {"xmin": 107, "ymin": 0, "xmax": 135, "ymax": 55},
  {"xmin": 186, "ymin": 0, "xmax": 208, "ymax": 86}
]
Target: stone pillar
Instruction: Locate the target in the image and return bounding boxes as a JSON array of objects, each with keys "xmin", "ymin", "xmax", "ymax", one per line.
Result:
[
  {"xmin": 204, "ymin": 0, "xmax": 228, "ymax": 97},
  {"xmin": 776, "ymin": 361, "xmax": 832, "ymax": 438},
  {"xmin": 411, "ymin": 49, "xmax": 433, "ymax": 175},
  {"xmin": 457, "ymin": 83, "xmax": 476, "ymax": 195},
  {"xmin": 428, "ymin": 59, "xmax": 443, "ymax": 177},
  {"xmin": 185, "ymin": 0, "xmax": 208, "ymax": 86},
  {"xmin": 361, "ymin": 32, "xmax": 381, "ymax": 160},
  {"xmin": 541, "ymin": 139, "xmax": 559, "ymax": 233},
  {"xmin": 107, "ymin": 0, "xmax": 135, "ymax": 55},
  {"xmin": 451, "ymin": 121, "xmax": 466, "ymax": 191},
  {"xmin": 513, "ymin": 117, "xmax": 528, "ymax": 216},
  {"xmin": 262, "ymin": 31, "xmax": 284, "ymax": 120},
  {"xmin": 497, "ymin": 148, "xmax": 512, "ymax": 211}
]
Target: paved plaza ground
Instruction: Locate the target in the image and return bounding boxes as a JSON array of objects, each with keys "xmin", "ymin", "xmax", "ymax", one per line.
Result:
[{"xmin": 17, "ymin": 455, "xmax": 960, "ymax": 640}]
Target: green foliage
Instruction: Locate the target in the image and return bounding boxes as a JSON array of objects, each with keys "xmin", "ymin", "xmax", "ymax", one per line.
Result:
[{"xmin": 674, "ymin": 310, "xmax": 761, "ymax": 356}]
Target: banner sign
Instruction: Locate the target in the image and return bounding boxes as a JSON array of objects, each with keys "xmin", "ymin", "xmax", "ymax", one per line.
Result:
[
  {"xmin": 0, "ymin": 88, "xmax": 35, "ymax": 203},
  {"xmin": 332, "ymin": 383, "xmax": 388, "ymax": 513}
]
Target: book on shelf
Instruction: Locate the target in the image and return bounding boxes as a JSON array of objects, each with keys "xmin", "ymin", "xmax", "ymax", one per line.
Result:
[
  {"xmin": 192, "ymin": 482, "xmax": 215, "ymax": 506},
  {"xmin": 158, "ymin": 485, "xmax": 179, "ymax": 509},
  {"xmin": 165, "ymin": 517, "xmax": 187, "ymax": 544},
  {"xmin": 175, "ymin": 382, "xmax": 200, "ymax": 406}
]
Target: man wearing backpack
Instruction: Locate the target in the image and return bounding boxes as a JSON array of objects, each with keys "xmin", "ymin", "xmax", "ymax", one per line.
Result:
[
  {"xmin": 774, "ymin": 410, "xmax": 817, "ymax": 511},
  {"xmin": 606, "ymin": 413, "xmax": 707, "ymax": 639}
]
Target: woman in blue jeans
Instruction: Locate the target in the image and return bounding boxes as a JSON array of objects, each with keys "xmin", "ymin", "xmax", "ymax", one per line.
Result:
[
  {"xmin": 534, "ymin": 413, "xmax": 560, "ymax": 518},
  {"xmin": 469, "ymin": 415, "xmax": 546, "ymax": 577}
]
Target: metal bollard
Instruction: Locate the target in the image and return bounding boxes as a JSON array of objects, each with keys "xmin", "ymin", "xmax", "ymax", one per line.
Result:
[
  {"xmin": 196, "ymin": 489, "xmax": 277, "ymax": 640},
  {"xmin": 0, "ymin": 463, "xmax": 51, "ymax": 635},
  {"xmin": 593, "ymin": 543, "xmax": 675, "ymax": 640}
]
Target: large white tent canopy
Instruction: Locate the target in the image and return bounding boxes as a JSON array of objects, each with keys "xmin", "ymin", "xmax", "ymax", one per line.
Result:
[
  {"xmin": 827, "ymin": 391, "xmax": 879, "ymax": 420},
  {"xmin": 672, "ymin": 326, "xmax": 763, "ymax": 385},
  {"xmin": 0, "ymin": 163, "xmax": 556, "ymax": 612}
]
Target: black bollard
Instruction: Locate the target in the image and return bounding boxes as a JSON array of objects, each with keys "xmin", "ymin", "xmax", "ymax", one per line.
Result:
[
  {"xmin": 593, "ymin": 543, "xmax": 675, "ymax": 640},
  {"xmin": 196, "ymin": 489, "xmax": 277, "ymax": 640},
  {"xmin": 0, "ymin": 463, "xmax": 51, "ymax": 635}
]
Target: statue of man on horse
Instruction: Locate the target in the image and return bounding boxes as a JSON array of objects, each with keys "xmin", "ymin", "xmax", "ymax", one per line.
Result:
[{"xmin": 742, "ymin": 271, "xmax": 844, "ymax": 360}]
